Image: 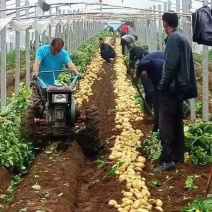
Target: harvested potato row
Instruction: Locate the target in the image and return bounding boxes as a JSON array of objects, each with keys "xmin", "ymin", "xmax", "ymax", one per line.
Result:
[
  {"xmin": 108, "ymin": 38, "xmax": 163, "ymax": 212},
  {"xmin": 74, "ymin": 37, "xmax": 112, "ymax": 105}
]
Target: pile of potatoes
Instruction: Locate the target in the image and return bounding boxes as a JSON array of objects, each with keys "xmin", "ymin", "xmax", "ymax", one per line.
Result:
[
  {"xmin": 108, "ymin": 38, "xmax": 163, "ymax": 212},
  {"xmin": 74, "ymin": 38, "xmax": 112, "ymax": 105}
]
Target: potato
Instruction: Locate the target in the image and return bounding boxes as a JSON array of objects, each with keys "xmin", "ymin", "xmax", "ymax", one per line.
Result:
[
  {"xmin": 149, "ymin": 199, "xmax": 156, "ymax": 205},
  {"xmin": 114, "ymin": 204, "xmax": 121, "ymax": 208},
  {"xmin": 109, "ymin": 155, "xmax": 115, "ymax": 160},
  {"xmin": 108, "ymin": 199, "xmax": 117, "ymax": 206},
  {"xmin": 123, "ymin": 191, "xmax": 133, "ymax": 197},
  {"xmin": 123, "ymin": 205, "xmax": 131, "ymax": 211},
  {"xmin": 132, "ymin": 199, "xmax": 141, "ymax": 209},
  {"xmin": 134, "ymin": 162, "xmax": 145, "ymax": 169},
  {"xmin": 137, "ymin": 156, "xmax": 146, "ymax": 163},
  {"xmin": 154, "ymin": 206, "xmax": 163, "ymax": 212},
  {"xmin": 119, "ymin": 174, "xmax": 126, "ymax": 182},
  {"xmin": 155, "ymin": 199, "xmax": 163, "ymax": 207}
]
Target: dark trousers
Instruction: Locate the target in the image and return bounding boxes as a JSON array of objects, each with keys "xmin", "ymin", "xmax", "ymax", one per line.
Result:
[
  {"xmin": 101, "ymin": 51, "xmax": 115, "ymax": 63},
  {"xmin": 159, "ymin": 93, "xmax": 185, "ymax": 163},
  {"xmin": 152, "ymin": 88, "xmax": 159, "ymax": 132},
  {"xmin": 140, "ymin": 76, "xmax": 154, "ymax": 111},
  {"xmin": 121, "ymin": 38, "xmax": 132, "ymax": 55}
]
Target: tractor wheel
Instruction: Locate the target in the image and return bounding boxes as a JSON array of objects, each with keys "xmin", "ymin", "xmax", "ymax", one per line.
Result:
[
  {"xmin": 21, "ymin": 107, "xmax": 35, "ymax": 143},
  {"xmin": 76, "ymin": 105, "xmax": 103, "ymax": 157}
]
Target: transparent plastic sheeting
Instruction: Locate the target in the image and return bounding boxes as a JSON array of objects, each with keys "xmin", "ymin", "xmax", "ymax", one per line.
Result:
[
  {"xmin": 1, "ymin": 18, "xmax": 102, "ymax": 34},
  {"xmin": 9, "ymin": 18, "xmax": 70, "ymax": 34}
]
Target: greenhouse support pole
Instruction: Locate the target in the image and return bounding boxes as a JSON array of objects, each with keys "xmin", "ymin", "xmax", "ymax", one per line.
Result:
[
  {"xmin": 153, "ymin": 5, "xmax": 158, "ymax": 51},
  {"xmin": 145, "ymin": 13, "xmax": 149, "ymax": 50},
  {"xmin": 70, "ymin": 22, "xmax": 74, "ymax": 52},
  {"xmin": 202, "ymin": 0, "xmax": 209, "ymax": 121},
  {"xmin": 62, "ymin": 10, "xmax": 66, "ymax": 44},
  {"xmin": 168, "ymin": 0, "xmax": 171, "ymax": 10},
  {"xmin": 80, "ymin": 21, "xmax": 83, "ymax": 46},
  {"xmin": 176, "ymin": 0, "xmax": 180, "ymax": 12},
  {"xmin": 25, "ymin": 0, "xmax": 30, "ymax": 88},
  {"xmin": 67, "ymin": 10, "xmax": 71, "ymax": 52},
  {"xmin": 149, "ymin": 7, "xmax": 154, "ymax": 52},
  {"xmin": 55, "ymin": 7, "xmax": 59, "ymax": 37},
  {"xmin": 48, "ymin": 8, "xmax": 52, "ymax": 43},
  {"xmin": 58, "ymin": 9, "xmax": 62, "ymax": 38},
  {"xmin": 163, "ymin": 2, "xmax": 168, "ymax": 48},
  {"xmin": 182, "ymin": 0, "xmax": 196, "ymax": 120},
  {"xmin": 158, "ymin": 4, "xmax": 163, "ymax": 51},
  {"xmin": 75, "ymin": 21, "xmax": 79, "ymax": 49},
  {"xmin": 35, "ymin": 3, "xmax": 39, "ymax": 52},
  {"xmin": 41, "ymin": 8, "xmax": 46, "ymax": 44},
  {"xmin": 141, "ymin": 19, "xmax": 145, "ymax": 46},
  {"xmin": 0, "ymin": 0, "xmax": 7, "ymax": 109},
  {"xmin": 15, "ymin": 0, "xmax": 21, "ymax": 95}
]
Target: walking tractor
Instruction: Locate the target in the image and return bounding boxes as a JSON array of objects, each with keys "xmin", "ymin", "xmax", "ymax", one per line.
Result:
[{"xmin": 21, "ymin": 70, "xmax": 102, "ymax": 155}]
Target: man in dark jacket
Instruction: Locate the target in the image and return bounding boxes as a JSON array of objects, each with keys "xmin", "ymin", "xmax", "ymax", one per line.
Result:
[
  {"xmin": 129, "ymin": 46, "xmax": 149, "ymax": 69},
  {"xmin": 136, "ymin": 51, "xmax": 164, "ymax": 132},
  {"xmin": 154, "ymin": 12, "xmax": 197, "ymax": 172},
  {"xmin": 99, "ymin": 38, "xmax": 116, "ymax": 64}
]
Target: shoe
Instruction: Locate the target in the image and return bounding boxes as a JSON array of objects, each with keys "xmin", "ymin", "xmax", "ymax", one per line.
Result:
[{"xmin": 153, "ymin": 161, "xmax": 175, "ymax": 172}]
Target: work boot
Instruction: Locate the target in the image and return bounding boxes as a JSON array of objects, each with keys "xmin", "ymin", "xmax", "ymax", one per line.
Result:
[{"xmin": 153, "ymin": 161, "xmax": 175, "ymax": 172}]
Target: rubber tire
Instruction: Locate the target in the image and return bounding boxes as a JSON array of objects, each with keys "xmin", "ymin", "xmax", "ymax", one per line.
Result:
[{"xmin": 76, "ymin": 105, "xmax": 103, "ymax": 157}]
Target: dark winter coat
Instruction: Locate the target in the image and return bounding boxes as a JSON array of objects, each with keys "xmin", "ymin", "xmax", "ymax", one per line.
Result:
[
  {"xmin": 192, "ymin": 5, "xmax": 212, "ymax": 46},
  {"xmin": 136, "ymin": 51, "xmax": 164, "ymax": 86},
  {"xmin": 159, "ymin": 29, "xmax": 198, "ymax": 100}
]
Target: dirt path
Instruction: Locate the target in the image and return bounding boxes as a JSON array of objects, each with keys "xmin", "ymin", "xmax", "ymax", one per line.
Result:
[
  {"xmin": 74, "ymin": 39, "xmax": 125, "ymax": 212},
  {"xmin": 5, "ymin": 142, "xmax": 84, "ymax": 212}
]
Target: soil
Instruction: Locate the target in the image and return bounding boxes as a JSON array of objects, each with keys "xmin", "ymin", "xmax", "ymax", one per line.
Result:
[
  {"xmin": 0, "ymin": 72, "xmax": 26, "ymax": 97},
  {"xmin": 0, "ymin": 167, "xmax": 11, "ymax": 194},
  {"xmin": 1, "ymin": 38, "xmax": 211, "ymax": 212}
]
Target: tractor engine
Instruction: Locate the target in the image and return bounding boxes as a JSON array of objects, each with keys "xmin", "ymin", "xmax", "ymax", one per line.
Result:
[{"xmin": 45, "ymin": 86, "xmax": 80, "ymax": 129}]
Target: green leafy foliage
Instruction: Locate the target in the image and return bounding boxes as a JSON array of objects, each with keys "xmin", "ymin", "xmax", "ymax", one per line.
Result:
[
  {"xmin": 57, "ymin": 72, "xmax": 70, "ymax": 85},
  {"xmin": 181, "ymin": 198, "xmax": 212, "ymax": 212},
  {"xmin": 184, "ymin": 121, "xmax": 212, "ymax": 165},
  {"xmin": 185, "ymin": 175, "xmax": 198, "ymax": 189},
  {"xmin": 135, "ymin": 93, "xmax": 143, "ymax": 111},
  {"xmin": 0, "ymin": 174, "xmax": 23, "ymax": 208},
  {"xmin": 0, "ymin": 84, "xmax": 34, "ymax": 173},
  {"xmin": 140, "ymin": 132, "xmax": 162, "ymax": 160},
  {"xmin": 105, "ymin": 162, "xmax": 124, "ymax": 177},
  {"xmin": 140, "ymin": 120, "xmax": 212, "ymax": 165}
]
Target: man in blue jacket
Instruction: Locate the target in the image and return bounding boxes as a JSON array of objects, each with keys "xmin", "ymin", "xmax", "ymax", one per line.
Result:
[{"xmin": 136, "ymin": 51, "xmax": 164, "ymax": 132}]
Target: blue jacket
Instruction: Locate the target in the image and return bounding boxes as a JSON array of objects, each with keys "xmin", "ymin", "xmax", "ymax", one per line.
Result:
[{"xmin": 136, "ymin": 51, "xmax": 164, "ymax": 86}]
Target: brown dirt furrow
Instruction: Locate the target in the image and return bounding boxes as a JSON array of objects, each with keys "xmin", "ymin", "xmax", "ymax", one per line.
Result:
[
  {"xmin": 74, "ymin": 38, "xmax": 126, "ymax": 212},
  {"xmin": 5, "ymin": 142, "xmax": 84, "ymax": 212}
]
